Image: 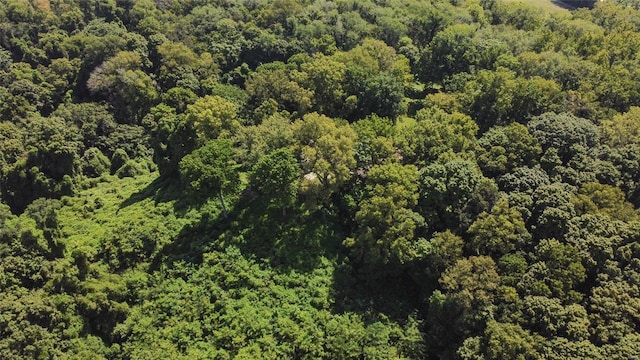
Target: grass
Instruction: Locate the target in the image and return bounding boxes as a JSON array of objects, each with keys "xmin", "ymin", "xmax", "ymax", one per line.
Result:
[
  {"xmin": 57, "ymin": 172, "xmax": 194, "ymax": 256},
  {"xmin": 502, "ymin": 0, "xmax": 572, "ymax": 12}
]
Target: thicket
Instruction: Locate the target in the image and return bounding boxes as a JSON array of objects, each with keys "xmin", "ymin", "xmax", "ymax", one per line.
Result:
[{"xmin": 1, "ymin": 0, "xmax": 640, "ymax": 358}]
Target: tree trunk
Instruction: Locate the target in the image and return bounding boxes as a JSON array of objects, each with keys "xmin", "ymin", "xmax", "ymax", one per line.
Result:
[{"xmin": 219, "ymin": 191, "xmax": 228, "ymax": 219}]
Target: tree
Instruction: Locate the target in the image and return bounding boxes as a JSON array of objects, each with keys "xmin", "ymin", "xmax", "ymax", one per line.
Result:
[
  {"xmin": 1, "ymin": 115, "xmax": 81, "ymax": 213},
  {"xmin": 300, "ymin": 53, "xmax": 347, "ymax": 117},
  {"xmin": 419, "ymin": 158, "xmax": 498, "ymax": 233},
  {"xmin": 589, "ymin": 275, "xmax": 640, "ymax": 345},
  {"xmin": 52, "ymin": 102, "xmax": 117, "ymax": 156},
  {"xmin": 395, "ymin": 108, "xmax": 478, "ymax": 166},
  {"xmin": 0, "ymin": 121, "xmax": 26, "ymax": 174},
  {"xmin": 245, "ymin": 61, "xmax": 313, "ymax": 116},
  {"xmin": 572, "ymin": 182, "xmax": 638, "ymax": 222},
  {"xmin": 423, "ymin": 24, "xmax": 479, "ymax": 82},
  {"xmin": 440, "ymin": 256, "xmax": 500, "ymax": 312},
  {"xmin": 565, "ymin": 213, "xmax": 626, "ymax": 276},
  {"xmin": 234, "ymin": 112, "xmax": 294, "ymax": 168},
  {"xmin": 249, "ymin": 148, "xmax": 299, "ymax": 215},
  {"xmin": 291, "ymin": 112, "xmax": 357, "ymax": 208},
  {"xmin": 343, "ymin": 67, "xmax": 405, "ymax": 121},
  {"xmin": 528, "ymin": 112, "xmax": 599, "ymax": 162},
  {"xmin": 162, "ymin": 87, "xmax": 198, "ymax": 114},
  {"xmin": 431, "ymin": 255, "xmax": 501, "ymax": 350},
  {"xmin": 179, "ymin": 139, "xmax": 240, "ymax": 217},
  {"xmin": 154, "ymin": 40, "xmax": 201, "ymax": 90},
  {"xmin": 482, "ymin": 320, "xmax": 541, "ymax": 360},
  {"xmin": 529, "ymin": 183, "xmax": 577, "ymax": 241},
  {"xmin": 520, "ymin": 239, "xmax": 586, "ymax": 302},
  {"xmin": 461, "ymin": 69, "xmax": 564, "ymax": 131},
  {"xmin": 467, "ymin": 197, "xmax": 531, "ymax": 257},
  {"xmin": 184, "ymin": 95, "xmax": 240, "ymax": 144},
  {"xmin": 80, "ymin": 147, "xmax": 111, "ymax": 178},
  {"xmin": 334, "ymin": 38, "xmax": 410, "ymax": 120},
  {"xmin": 476, "ymin": 123, "xmax": 541, "ymax": 177},
  {"xmin": 352, "ymin": 115, "xmax": 396, "ymax": 169},
  {"xmin": 521, "ymin": 295, "xmax": 590, "ymax": 341},
  {"xmin": 422, "ymin": 230, "xmax": 464, "ymax": 285},
  {"xmin": 345, "ymin": 163, "xmax": 425, "ymax": 268},
  {"xmin": 87, "ymin": 51, "xmax": 158, "ymax": 124},
  {"xmin": 600, "ymin": 106, "xmax": 640, "ymax": 148}
]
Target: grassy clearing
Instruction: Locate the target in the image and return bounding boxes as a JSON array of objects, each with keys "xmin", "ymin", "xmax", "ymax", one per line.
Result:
[
  {"xmin": 57, "ymin": 172, "xmax": 194, "ymax": 256},
  {"xmin": 502, "ymin": 0, "xmax": 572, "ymax": 12}
]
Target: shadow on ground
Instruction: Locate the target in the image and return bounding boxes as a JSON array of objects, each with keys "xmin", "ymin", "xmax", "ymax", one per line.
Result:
[
  {"xmin": 122, "ymin": 177, "xmax": 423, "ymax": 322},
  {"xmin": 551, "ymin": 0, "xmax": 595, "ymax": 10}
]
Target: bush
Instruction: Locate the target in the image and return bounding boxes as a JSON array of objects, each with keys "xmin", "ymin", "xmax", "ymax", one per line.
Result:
[
  {"xmin": 115, "ymin": 160, "xmax": 149, "ymax": 178},
  {"xmin": 81, "ymin": 148, "xmax": 111, "ymax": 178},
  {"xmin": 110, "ymin": 149, "xmax": 130, "ymax": 175}
]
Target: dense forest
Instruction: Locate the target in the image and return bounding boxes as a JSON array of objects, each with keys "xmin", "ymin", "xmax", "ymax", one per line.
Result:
[{"xmin": 1, "ymin": 0, "xmax": 640, "ymax": 358}]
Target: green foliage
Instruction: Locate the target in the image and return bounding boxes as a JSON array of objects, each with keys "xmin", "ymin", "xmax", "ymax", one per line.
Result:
[
  {"xmin": 352, "ymin": 115, "xmax": 396, "ymax": 168},
  {"xmin": 245, "ymin": 61, "xmax": 313, "ymax": 116},
  {"xmin": 87, "ymin": 51, "xmax": 159, "ymax": 123},
  {"xmin": 2, "ymin": 0, "xmax": 640, "ymax": 358},
  {"xmin": 482, "ymin": 320, "xmax": 541, "ymax": 360},
  {"xmin": 440, "ymin": 256, "xmax": 500, "ymax": 312},
  {"xmin": 300, "ymin": 53, "xmax": 347, "ymax": 117},
  {"xmin": 572, "ymin": 182, "xmax": 638, "ymax": 221},
  {"xmin": 528, "ymin": 112, "xmax": 599, "ymax": 162},
  {"xmin": 424, "ymin": 24, "xmax": 480, "ymax": 82},
  {"xmin": 179, "ymin": 139, "xmax": 240, "ymax": 215},
  {"xmin": 110, "ymin": 148, "xmax": 130, "ymax": 175},
  {"xmin": 292, "ymin": 112, "xmax": 357, "ymax": 208},
  {"xmin": 422, "ymin": 230, "xmax": 464, "ymax": 283},
  {"xmin": 395, "ymin": 108, "xmax": 478, "ymax": 166},
  {"xmin": 476, "ymin": 123, "xmax": 541, "ymax": 177},
  {"xmin": 601, "ymin": 106, "xmax": 640, "ymax": 148},
  {"xmin": 234, "ymin": 112, "xmax": 294, "ymax": 167},
  {"xmin": 345, "ymin": 163, "xmax": 425, "ymax": 267},
  {"xmin": 116, "ymin": 159, "xmax": 150, "ymax": 179},
  {"xmin": 249, "ymin": 148, "xmax": 299, "ymax": 213},
  {"xmin": 419, "ymin": 158, "xmax": 498, "ymax": 232},
  {"xmin": 1, "ymin": 115, "xmax": 80, "ymax": 212},
  {"xmin": 461, "ymin": 68, "xmax": 565, "ymax": 130},
  {"xmin": 81, "ymin": 148, "xmax": 111, "ymax": 178},
  {"xmin": 521, "ymin": 239, "xmax": 586, "ymax": 302},
  {"xmin": 468, "ymin": 197, "xmax": 531, "ymax": 257},
  {"xmin": 184, "ymin": 95, "xmax": 240, "ymax": 143},
  {"xmin": 52, "ymin": 102, "xmax": 117, "ymax": 156}
]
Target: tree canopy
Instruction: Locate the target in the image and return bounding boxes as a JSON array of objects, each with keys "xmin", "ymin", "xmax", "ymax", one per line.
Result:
[{"xmin": 1, "ymin": 0, "xmax": 640, "ymax": 358}]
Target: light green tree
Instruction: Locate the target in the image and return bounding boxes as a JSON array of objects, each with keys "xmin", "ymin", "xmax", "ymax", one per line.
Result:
[
  {"xmin": 291, "ymin": 113, "xmax": 357, "ymax": 207},
  {"xmin": 184, "ymin": 95, "xmax": 240, "ymax": 144},
  {"xmin": 468, "ymin": 197, "xmax": 531, "ymax": 257}
]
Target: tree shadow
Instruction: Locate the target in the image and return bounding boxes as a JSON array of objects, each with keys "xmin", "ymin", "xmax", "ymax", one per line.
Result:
[
  {"xmin": 118, "ymin": 175, "xmax": 195, "ymax": 216},
  {"xmin": 331, "ymin": 262, "xmax": 424, "ymax": 322},
  {"xmin": 129, "ymin": 178, "xmax": 422, "ymax": 323},
  {"xmin": 224, "ymin": 199, "xmax": 345, "ymax": 272},
  {"xmin": 148, "ymin": 207, "xmax": 229, "ymax": 269},
  {"xmin": 551, "ymin": 0, "xmax": 595, "ymax": 10},
  {"xmin": 146, "ymin": 189, "xmax": 339, "ymax": 273},
  {"xmin": 119, "ymin": 176, "xmax": 175, "ymax": 207}
]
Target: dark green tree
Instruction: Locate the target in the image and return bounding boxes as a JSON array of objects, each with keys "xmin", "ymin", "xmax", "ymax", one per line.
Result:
[
  {"xmin": 179, "ymin": 139, "xmax": 240, "ymax": 217},
  {"xmin": 249, "ymin": 148, "xmax": 299, "ymax": 215},
  {"xmin": 345, "ymin": 163, "xmax": 425, "ymax": 268},
  {"xmin": 419, "ymin": 158, "xmax": 498, "ymax": 233}
]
